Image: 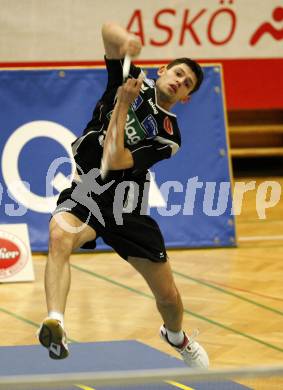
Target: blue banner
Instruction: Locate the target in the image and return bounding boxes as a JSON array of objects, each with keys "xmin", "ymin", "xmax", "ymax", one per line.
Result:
[{"xmin": 0, "ymin": 66, "xmax": 235, "ymax": 251}]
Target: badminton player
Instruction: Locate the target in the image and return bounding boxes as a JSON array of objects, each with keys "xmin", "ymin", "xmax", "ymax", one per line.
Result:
[{"xmin": 38, "ymin": 21, "xmax": 208, "ymax": 369}]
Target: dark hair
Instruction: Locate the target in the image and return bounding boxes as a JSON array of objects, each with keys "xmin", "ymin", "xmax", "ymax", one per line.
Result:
[{"xmin": 166, "ymin": 57, "xmax": 204, "ymax": 95}]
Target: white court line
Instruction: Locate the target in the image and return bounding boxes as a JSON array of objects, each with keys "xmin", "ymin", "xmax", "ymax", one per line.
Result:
[{"xmin": 238, "ymin": 235, "xmax": 283, "ymax": 242}]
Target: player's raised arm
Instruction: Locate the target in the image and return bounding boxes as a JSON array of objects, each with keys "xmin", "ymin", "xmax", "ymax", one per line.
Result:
[
  {"xmin": 103, "ymin": 75, "xmax": 143, "ymax": 171},
  {"xmin": 101, "ymin": 22, "xmax": 142, "ymax": 59}
]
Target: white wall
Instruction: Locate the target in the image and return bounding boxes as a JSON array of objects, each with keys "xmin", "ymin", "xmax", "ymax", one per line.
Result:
[{"xmin": 0, "ymin": 0, "xmax": 281, "ymax": 61}]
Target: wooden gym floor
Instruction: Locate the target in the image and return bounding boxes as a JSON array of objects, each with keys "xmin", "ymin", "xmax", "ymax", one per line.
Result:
[{"xmin": 0, "ymin": 177, "xmax": 282, "ymax": 385}]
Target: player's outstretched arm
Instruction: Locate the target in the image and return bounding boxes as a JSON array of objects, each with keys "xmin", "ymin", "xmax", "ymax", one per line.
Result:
[
  {"xmin": 101, "ymin": 22, "xmax": 142, "ymax": 60},
  {"xmin": 103, "ymin": 75, "xmax": 143, "ymax": 171}
]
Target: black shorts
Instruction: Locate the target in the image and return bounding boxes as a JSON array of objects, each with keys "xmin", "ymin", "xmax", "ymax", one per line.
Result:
[{"xmin": 53, "ymin": 186, "xmax": 167, "ymax": 263}]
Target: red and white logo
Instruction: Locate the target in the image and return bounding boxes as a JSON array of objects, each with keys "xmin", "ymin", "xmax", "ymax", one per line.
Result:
[
  {"xmin": 0, "ymin": 231, "xmax": 28, "ymax": 279},
  {"xmin": 163, "ymin": 116, "xmax": 173, "ymax": 135}
]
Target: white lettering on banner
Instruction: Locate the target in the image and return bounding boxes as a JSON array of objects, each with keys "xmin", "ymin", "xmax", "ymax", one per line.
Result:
[
  {"xmin": 1, "ymin": 121, "xmax": 76, "ymax": 213},
  {"xmin": 0, "ymin": 248, "xmax": 19, "ymax": 259}
]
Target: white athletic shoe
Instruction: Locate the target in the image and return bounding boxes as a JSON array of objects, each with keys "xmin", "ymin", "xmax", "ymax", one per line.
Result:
[
  {"xmin": 160, "ymin": 325, "xmax": 209, "ymax": 369},
  {"xmin": 38, "ymin": 318, "xmax": 69, "ymax": 359}
]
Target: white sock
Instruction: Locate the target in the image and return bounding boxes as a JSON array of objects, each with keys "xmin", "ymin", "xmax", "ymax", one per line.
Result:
[
  {"xmin": 48, "ymin": 311, "xmax": 64, "ymax": 328},
  {"xmin": 166, "ymin": 328, "xmax": 184, "ymax": 346}
]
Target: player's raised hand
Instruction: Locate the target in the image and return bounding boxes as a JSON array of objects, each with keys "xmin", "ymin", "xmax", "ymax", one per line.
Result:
[
  {"xmin": 118, "ymin": 74, "xmax": 144, "ymax": 105},
  {"xmin": 120, "ymin": 34, "xmax": 142, "ymax": 58}
]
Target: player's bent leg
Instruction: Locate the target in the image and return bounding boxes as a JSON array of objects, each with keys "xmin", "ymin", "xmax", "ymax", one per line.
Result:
[
  {"xmin": 38, "ymin": 212, "xmax": 96, "ymax": 360},
  {"xmin": 46, "ymin": 212, "xmax": 96, "ymax": 312},
  {"xmin": 128, "ymin": 257, "xmax": 209, "ymax": 369}
]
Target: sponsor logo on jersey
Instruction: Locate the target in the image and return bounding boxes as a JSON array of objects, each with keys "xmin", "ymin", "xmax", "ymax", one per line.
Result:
[
  {"xmin": 125, "ymin": 109, "xmax": 146, "ymax": 145},
  {"xmin": 147, "ymin": 98, "xmax": 158, "ymax": 115},
  {"xmin": 140, "ymin": 83, "xmax": 149, "ymax": 94},
  {"xmin": 163, "ymin": 116, "xmax": 174, "ymax": 135},
  {"xmin": 144, "ymin": 77, "xmax": 155, "ymax": 88},
  {"xmin": 142, "ymin": 115, "xmax": 158, "ymax": 138},
  {"xmin": 132, "ymin": 95, "xmax": 143, "ymax": 111}
]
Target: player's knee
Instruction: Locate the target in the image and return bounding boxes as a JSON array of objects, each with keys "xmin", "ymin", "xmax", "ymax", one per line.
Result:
[
  {"xmin": 49, "ymin": 226, "xmax": 74, "ymax": 258},
  {"xmin": 156, "ymin": 284, "xmax": 179, "ymax": 307}
]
